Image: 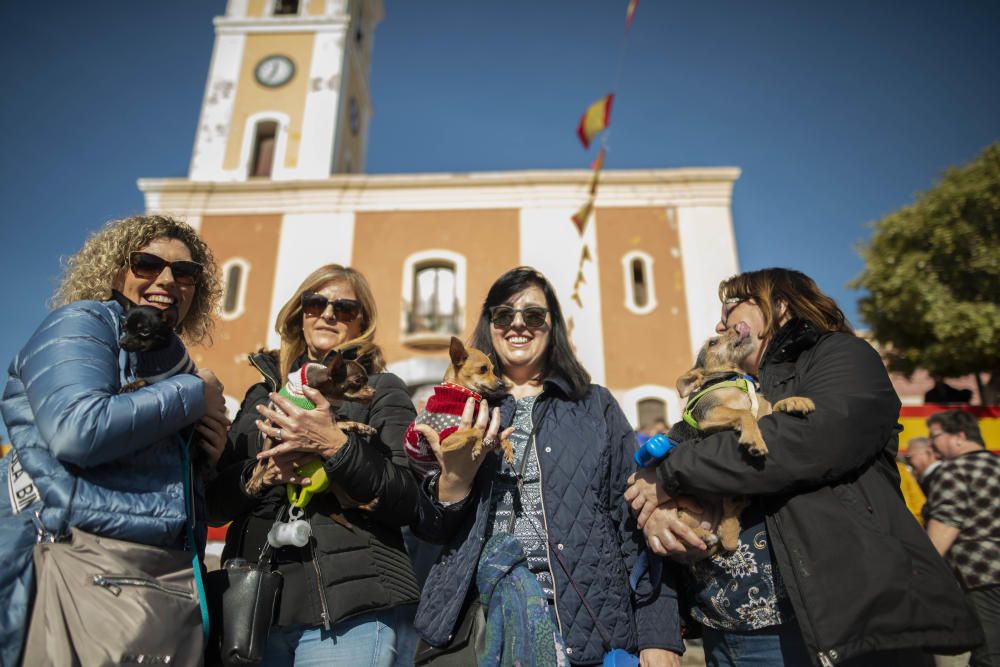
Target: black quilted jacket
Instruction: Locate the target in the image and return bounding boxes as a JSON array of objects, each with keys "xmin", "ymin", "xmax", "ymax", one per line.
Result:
[
  {"xmin": 657, "ymin": 320, "xmax": 983, "ymax": 666},
  {"xmin": 206, "ymin": 352, "xmax": 420, "ymax": 629},
  {"xmin": 412, "ymin": 377, "xmax": 683, "ymax": 665}
]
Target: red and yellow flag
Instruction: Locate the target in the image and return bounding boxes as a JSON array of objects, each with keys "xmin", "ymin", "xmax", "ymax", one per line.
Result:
[
  {"xmin": 572, "ymin": 198, "xmax": 594, "ymax": 235},
  {"xmin": 625, "ymin": 0, "xmax": 640, "ymax": 31},
  {"xmin": 576, "ymin": 94, "xmax": 614, "ymax": 150},
  {"xmin": 588, "ymin": 148, "xmax": 606, "ymax": 195}
]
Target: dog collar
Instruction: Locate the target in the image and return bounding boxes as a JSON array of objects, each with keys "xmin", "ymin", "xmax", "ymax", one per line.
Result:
[
  {"xmin": 440, "ymin": 382, "xmax": 483, "ymax": 402},
  {"xmin": 682, "ymin": 374, "xmax": 760, "ymax": 429}
]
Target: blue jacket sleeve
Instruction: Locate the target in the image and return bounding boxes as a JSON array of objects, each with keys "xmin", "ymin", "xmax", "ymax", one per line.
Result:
[
  {"xmin": 12, "ymin": 302, "xmax": 206, "ymax": 468},
  {"xmin": 601, "ymin": 387, "xmax": 684, "ymax": 654}
]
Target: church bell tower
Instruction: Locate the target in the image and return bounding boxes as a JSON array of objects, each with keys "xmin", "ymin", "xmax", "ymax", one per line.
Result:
[{"xmin": 189, "ymin": 0, "xmax": 380, "ymax": 181}]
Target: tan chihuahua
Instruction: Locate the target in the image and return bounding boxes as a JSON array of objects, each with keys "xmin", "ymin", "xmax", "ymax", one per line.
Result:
[
  {"xmin": 672, "ymin": 326, "xmax": 815, "ymax": 553},
  {"xmin": 404, "ymin": 337, "xmax": 513, "ymax": 478}
]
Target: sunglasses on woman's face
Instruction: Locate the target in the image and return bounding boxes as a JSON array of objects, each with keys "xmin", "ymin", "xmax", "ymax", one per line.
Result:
[
  {"xmin": 128, "ymin": 251, "xmax": 203, "ymax": 286},
  {"xmin": 489, "ymin": 305, "xmax": 549, "ymax": 329},
  {"xmin": 301, "ymin": 292, "xmax": 363, "ymax": 323}
]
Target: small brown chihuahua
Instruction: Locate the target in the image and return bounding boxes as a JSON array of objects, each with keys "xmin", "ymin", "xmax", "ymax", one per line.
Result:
[
  {"xmin": 672, "ymin": 326, "xmax": 815, "ymax": 554},
  {"xmin": 404, "ymin": 337, "xmax": 512, "ymax": 478}
]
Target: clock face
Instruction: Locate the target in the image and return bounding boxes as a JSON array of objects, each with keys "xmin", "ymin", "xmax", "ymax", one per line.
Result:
[{"xmin": 255, "ymin": 55, "xmax": 295, "ymax": 88}]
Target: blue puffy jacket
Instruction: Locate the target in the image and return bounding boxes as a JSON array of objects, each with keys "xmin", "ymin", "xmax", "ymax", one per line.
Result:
[
  {"xmin": 413, "ymin": 377, "xmax": 683, "ymax": 665},
  {"xmin": 0, "ymin": 300, "xmax": 207, "ymax": 667}
]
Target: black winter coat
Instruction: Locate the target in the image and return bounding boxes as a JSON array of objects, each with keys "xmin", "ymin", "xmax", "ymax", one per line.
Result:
[
  {"xmin": 206, "ymin": 352, "xmax": 420, "ymax": 629},
  {"xmin": 656, "ymin": 320, "xmax": 983, "ymax": 666},
  {"xmin": 413, "ymin": 378, "xmax": 684, "ymax": 665}
]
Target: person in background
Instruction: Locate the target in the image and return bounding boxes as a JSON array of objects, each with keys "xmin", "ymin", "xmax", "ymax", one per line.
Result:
[
  {"xmin": 925, "ymin": 410, "xmax": 1000, "ymax": 667},
  {"xmin": 895, "ymin": 455, "xmax": 926, "ymax": 525},
  {"xmin": 907, "ymin": 436, "xmax": 945, "ymax": 497}
]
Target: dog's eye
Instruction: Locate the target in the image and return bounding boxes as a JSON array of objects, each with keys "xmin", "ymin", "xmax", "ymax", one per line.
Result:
[
  {"xmin": 479, "ymin": 365, "xmax": 488, "ymax": 373},
  {"xmin": 708, "ymin": 340, "xmax": 718, "ymax": 347}
]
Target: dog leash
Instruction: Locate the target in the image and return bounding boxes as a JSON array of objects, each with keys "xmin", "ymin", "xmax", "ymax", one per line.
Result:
[{"xmin": 180, "ymin": 431, "xmax": 211, "ymax": 643}]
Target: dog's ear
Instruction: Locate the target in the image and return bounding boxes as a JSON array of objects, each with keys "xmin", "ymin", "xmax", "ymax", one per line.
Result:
[
  {"xmin": 304, "ymin": 363, "xmax": 331, "ymax": 387},
  {"xmin": 449, "ymin": 336, "xmax": 469, "ymax": 367},
  {"xmin": 110, "ymin": 289, "xmax": 134, "ymax": 312},
  {"xmin": 676, "ymin": 369, "xmax": 704, "ymax": 398}
]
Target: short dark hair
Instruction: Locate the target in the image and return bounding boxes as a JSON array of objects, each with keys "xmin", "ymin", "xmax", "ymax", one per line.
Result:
[
  {"xmin": 470, "ymin": 267, "xmax": 591, "ymax": 401},
  {"xmin": 719, "ymin": 268, "xmax": 853, "ymax": 339},
  {"xmin": 927, "ymin": 410, "xmax": 985, "ymax": 446}
]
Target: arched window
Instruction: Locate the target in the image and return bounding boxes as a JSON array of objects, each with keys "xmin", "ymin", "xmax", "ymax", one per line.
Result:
[
  {"xmin": 637, "ymin": 398, "xmax": 668, "ymax": 430},
  {"xmin": 249, "ymin": 120, "xmax": 278, "ymax": 178},
  {"xmin": 401, "ymin": 250, "xmax": 468, "ymax": 344},
  {"xmin": 622, "ymin": 250, "xmax": 657, "ymax": 315},
  {"xmin": 273, "ymin": 0, "xmax": 299, "ymax": 15},
  {"xmin": 410, "ymin": 264, "xmax": 459, "ymax": 335},
  {"xmin": 220, "ymin": 258, "xmax": 250, "ymax": 320}
]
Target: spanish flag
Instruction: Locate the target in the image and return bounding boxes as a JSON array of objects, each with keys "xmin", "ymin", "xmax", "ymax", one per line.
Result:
[
  {"xmin": 588, "ymin": 148, "xmax": 606, "ymax": 195},
  {"xmin": 625, "ymin": 0, "xmax": 639, "ymax": 31},
  {"xmin": 576, "ymin": 94, "xmax": 614, "ymax": 150},
  {"xmin": 572, "ymin": 197, "xmax": 594, "ymax": 235}
]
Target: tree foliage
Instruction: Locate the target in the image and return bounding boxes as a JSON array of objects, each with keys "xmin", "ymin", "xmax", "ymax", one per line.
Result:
[{"xmin": 852, "ymin": 141, "xmax": 1000, "ymax": 386}]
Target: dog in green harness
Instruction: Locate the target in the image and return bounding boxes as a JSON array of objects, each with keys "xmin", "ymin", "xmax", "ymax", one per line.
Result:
[{"xmin": 674, "ymin": 325, "xmax": 815, "ymax": 552}]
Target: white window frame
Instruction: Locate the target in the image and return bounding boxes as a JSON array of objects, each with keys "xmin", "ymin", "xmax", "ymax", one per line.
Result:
[
  {"xmin": 622, "ymin": 250, "xmax": 657, "ymax": 315},
  {"xmin": 219, "ymin": 258, "xmax": 250, "ymax": 321},
  {"xmin": 621, "ymin": 385, "xmax": 681, "ymax": 431},
  {"xmin": 239, "ymin": 112, "xmax": 290, "ymax": 180},
  {"xmin": 400, "ymin": 249, "xmax": 467, "ymax": 347}
]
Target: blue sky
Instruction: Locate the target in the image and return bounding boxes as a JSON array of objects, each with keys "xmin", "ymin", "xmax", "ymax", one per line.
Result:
[{"xmin": 1, "ymin": 1, "xmax": 998, "ymax": 437}]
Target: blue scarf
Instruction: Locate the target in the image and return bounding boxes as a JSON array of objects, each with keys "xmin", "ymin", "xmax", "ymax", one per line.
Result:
[{"xmin": 477, "ymin": 533, "xmax": 567, "ymax": 667}]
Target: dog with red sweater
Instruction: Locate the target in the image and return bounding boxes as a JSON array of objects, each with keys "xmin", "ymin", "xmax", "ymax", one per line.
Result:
[{"xmin": 404, "ymin": 337, "xmax": 512, "ymax": 479}]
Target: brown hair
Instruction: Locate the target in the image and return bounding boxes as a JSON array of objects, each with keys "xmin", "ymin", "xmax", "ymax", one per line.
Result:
[
  {"xmin": 274, "ymin": 264, "xmax": 385, "ymax": 378},
  {"xmin": 53, "ymin": 214, "xmax": 221, "ymax": 344},
  {"xmin": 927, "ymin": 410, "xmax": 985, "ymax": 446},
  {"xmin": 718, "ymin": 268, "xmax": 853, "ymax": 339}
]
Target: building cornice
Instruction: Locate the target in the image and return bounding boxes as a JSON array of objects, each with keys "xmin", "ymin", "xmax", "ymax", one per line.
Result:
[
  {"xmin": 139, "ymin": 167, "xmax": 741, "ymax": 215},
  {"xmin": 215, "ymin": 16, "xmax": 350, "ymax": 35}
]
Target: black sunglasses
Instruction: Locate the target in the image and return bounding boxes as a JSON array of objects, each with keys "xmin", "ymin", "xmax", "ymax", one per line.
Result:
[
  {"xmin": 128, "ymin": 251, "xmax": 203, "ymax": 286},
  {"xmin": 301, "ymin": 292, "xmax": 363, "ymax": 323},
  {"xmin": 489, "ymin": 305, "xmax": 549, "ymax": 329}
]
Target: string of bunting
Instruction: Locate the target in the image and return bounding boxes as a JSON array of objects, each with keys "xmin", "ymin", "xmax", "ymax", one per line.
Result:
[{"xmin": 569, "ymin": 0, "xmax": 639, "ymax": 309}]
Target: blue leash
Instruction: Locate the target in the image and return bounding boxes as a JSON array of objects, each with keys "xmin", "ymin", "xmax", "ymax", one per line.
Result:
[{"xmin": 181, "ymin": 432, "xmax": 211, "ymax": 643}]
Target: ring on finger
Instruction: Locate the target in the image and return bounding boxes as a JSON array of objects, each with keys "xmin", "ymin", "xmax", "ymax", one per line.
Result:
[
  {"xmin": 482, "ymin": 437, "xmax": 499, "ymax": 449},
  {"xmin": 275, "ymin": 428, "xmax": 282, "ymax": 442}
]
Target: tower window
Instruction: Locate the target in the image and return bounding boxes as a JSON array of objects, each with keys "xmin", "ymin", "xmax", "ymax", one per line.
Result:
[
  {"xmin": 219, "ymin": 258, "xmax": 250, "ymax": 320},
  {"xmin": 622, "ymin": 250, "xmax": 657, "ymax": 314},
  {"xmin": 409, "ymin": 264, "xmax": 459, "ymax": 336},
  {"xmin": 637, "ymin": 398, "xmax": 668, "ymax": 429},
  {"xmin": 631, "ymin": 259, "xmax": 648, "ymax": 308},
  {"xmin": 249, "ymin": 121, "xmax": 278, "ymax": 178},
  {"xmin": 273, "ymin": 0, "xmax": 299, "ymax": 15}
]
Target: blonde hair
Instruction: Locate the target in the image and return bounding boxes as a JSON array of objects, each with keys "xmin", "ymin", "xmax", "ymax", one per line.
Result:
[
  {"xmin": 53, "ymin": 215, "xmax": 222, "ymax": 344},
  {"xmin": 275, "ymin": 264, "xmax": 385, "ymax": 378},
  {"xmin": 719, "ymin": 268, "xmax": 853, "ymax": 339}
]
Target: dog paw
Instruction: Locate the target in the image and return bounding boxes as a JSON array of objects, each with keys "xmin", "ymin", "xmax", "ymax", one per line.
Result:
[
  {"xmin": 745, "ymin": 441, "xmax": 769, "ymax": 457},
  {"xmin": 773, "ymin": 396, "xmax": 815, "ymax": 414}
]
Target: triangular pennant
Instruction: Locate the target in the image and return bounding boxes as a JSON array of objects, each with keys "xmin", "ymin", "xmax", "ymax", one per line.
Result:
[
  {"xmin": 581, "ymin": 245, "xmax": 592, "ymax": 263},
  {"xmin": 625, "ymin": 0, "xmax": 640, "ymax": 31},
  {"xmin": 571, "ymin": 197, "xmax": 594, "ymax": 235},
  {"xmin": 576, "ymin": 94, "xmax": 614, "ymax": 150}
]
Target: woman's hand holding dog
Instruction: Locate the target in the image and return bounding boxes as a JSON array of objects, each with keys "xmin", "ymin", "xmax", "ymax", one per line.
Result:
[
  {"xmin": 625, "ymin": 468, "xmax": 674, "ymax": 528},
  {"xmin": 255, "ymin": 386, "xmax": 349, "ymax": 462},
  {"xmin": 414, "ymin": 397, "xmax": 513, "ymax": 504},
  {"xmin": 196, "ymin": 368, "xmax": 230, "ymax": 468},
  {"xmin": 625, "ymin": 469, "xmax": 712, "ymax": 560}
]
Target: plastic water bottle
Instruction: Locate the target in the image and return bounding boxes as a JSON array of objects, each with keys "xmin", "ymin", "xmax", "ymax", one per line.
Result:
[{"xmin": 633, "ymin": 433, "xmax": 677, "ymax": 468}]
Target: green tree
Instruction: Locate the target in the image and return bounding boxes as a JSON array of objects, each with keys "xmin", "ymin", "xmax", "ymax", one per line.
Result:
[{"xmin": 852, "ymin": 141, "xmax": 1000, "ymax": 404}]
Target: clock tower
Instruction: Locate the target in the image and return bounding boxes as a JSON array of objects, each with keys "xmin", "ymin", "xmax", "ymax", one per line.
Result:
[{"xmin": 189, "ymin": 0, "xmax": 380, "ymax": 182}]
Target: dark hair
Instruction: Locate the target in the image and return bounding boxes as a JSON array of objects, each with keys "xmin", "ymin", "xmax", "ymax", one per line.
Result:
[
  {"xmin": 927, "ymin": 410, "xmax": 985, "ymax": 446},
  {"xmin": 470, "ymin": 266, "xmax": 591, "ymax": 401},
  {"xmin": 719, "ymin": 268, "xmax": 853, "ymax": 339}
]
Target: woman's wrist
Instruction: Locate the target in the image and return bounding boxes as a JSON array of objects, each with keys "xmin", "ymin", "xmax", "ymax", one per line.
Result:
[{"xmin": 436, "ymin": 471, "xmax": 472, "ymax": 504}]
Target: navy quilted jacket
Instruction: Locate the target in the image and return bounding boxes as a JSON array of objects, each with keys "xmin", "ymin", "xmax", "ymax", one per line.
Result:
[
  {"xmin": 413, "ymin": 377, "xmax": 683, "ymax": 665},
  {"xmin": 0, "ymin": 300, "xmax": 207, "ymax": 667}
]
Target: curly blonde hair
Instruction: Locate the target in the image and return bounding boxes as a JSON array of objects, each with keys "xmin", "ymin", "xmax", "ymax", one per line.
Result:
[
  {"xmin": 275, "ymin": 264, "xmax": 386, "ymax": 378},
  {"xmin": 53, "ymin": 215, "xmax": 222, "ymax": 344}
]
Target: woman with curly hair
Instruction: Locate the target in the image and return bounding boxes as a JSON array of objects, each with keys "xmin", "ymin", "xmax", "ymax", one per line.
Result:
[{"xmin": 0, "ymin": 214, "xmax": 229, "ymax": 665}]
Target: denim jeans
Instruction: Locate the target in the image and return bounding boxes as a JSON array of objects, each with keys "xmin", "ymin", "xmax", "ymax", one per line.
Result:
[
  {"xmin": 703, "ymin": 620, "xmax": 935, "ymax": 667},
  {"xmin": 261, "ymin": 609, "xmax": 398, "ymax": 667}
]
